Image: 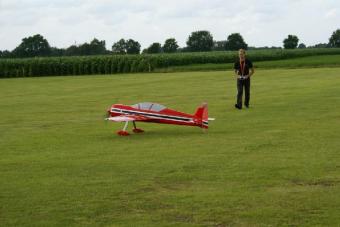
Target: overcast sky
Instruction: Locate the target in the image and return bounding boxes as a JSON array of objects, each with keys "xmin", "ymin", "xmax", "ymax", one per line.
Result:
[{"xmin": 0, "ymin": 0, "xmax": 339, "ymax": 51}]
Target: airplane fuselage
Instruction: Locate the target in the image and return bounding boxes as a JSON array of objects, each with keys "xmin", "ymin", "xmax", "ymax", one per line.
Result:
[{"xmin": 109, "ymin": 104, "xmax": 208, "ymax": 128}]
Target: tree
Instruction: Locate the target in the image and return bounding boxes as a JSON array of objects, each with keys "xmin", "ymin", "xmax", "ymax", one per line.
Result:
[
  {"xmin": 177, "ymin": 47, "xmax": 190, "ymax": 52},
  {"xmin": 13, "ymin": 34, "xmax": 51, "ymax": 57},
  {"xmin": 50, "ymin": 47, "xmax": 65, "ymax": 56},
  {"xmin": 298, "ymin": 43, "xmax": 306, "ymax": 49},
  {"xmin": 212, "ymin": 41, "xmax": 227, "ymax": 51},
  {"xmin": 78, "ymin": 43, "xmax": 91, "ymax": 55},
  {"xmin": 311, "ymin": 43, "xmax": 329, "ymax": 48},
  {"xmin": 0, "ymin": 50, "xmax": 11, "ymax": 58},
  {"xmin": 112, "ymin": 39, "xmax": 127, "ymax": 54},
  {"xmin": 329, "ymin": 29, "xmax": 340, "ymax": 48},
  {"xmin": 71, "ymin": 38, "xmax": 107, "ymax": 55},
  {"xmin": 145, "ymin": 42, "xmax": 162, "ymax": 54},
  {"xmin": 89, "ymin": 38, "xmax": 106, "ymax": 55},
  {"xmin": 112, "ymin": 39, "xmax": 140, "ymax": 54},
  {"xmin": 283, "ymin": 35, "xmax": 299, "ymax": 49},
  {"xmin": 125, "ymin": 39, "xmax": 141, "ymax": 54},
  {"xmin": 163, "ymin": 38, "xmax": 179, "ymax": 53},
  {"xmin": 65, "ymin": 45, "xmax": 80, "ymax": 56},
  {"xmin": 186, "ymin": 30, "xmax": 214, "ymax": 52},
  {"xmin": 225, "ymin": 33, "xmax": 248, "ymax": 51}
]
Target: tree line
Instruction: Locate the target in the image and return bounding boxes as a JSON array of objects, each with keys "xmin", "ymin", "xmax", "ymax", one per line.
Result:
[{"xmin": 1, "ymin": 29, "xmax": 340, "ymax": 58}]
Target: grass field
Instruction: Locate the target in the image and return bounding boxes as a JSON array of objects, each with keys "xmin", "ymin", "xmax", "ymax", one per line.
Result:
[{"xmin": 0, "ymin": 68, "xmax": 340, "ymax": 226}]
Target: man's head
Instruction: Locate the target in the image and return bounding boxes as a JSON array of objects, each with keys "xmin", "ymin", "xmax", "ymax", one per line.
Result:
[{"xmin": 238, "ymin": 49, "xmax": 246, "ymax": 60}]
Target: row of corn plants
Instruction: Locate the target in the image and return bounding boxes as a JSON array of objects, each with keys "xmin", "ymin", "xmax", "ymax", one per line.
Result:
[
  {"xmin": 0, "ymin": 55, "xmax": 152, "ymax": 78},
  {"xmin": 1, "ymin": 48, "xmax": 340, "ymax": 78}
]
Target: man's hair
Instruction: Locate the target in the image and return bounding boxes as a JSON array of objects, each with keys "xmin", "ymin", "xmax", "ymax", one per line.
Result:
[{"xmin": 239, "ymin": 48, "xmax": 246, "ymax": 53}]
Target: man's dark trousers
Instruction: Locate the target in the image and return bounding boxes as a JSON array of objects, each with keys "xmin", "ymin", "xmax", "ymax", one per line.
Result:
[{"xmin": 237, "ymin": 78, "xmax": 250, "ymax": 108}]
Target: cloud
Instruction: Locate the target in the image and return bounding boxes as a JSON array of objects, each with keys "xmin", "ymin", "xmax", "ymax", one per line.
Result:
[
  {"xmin": 325, "ymin": 9, "xmax": 338, "ymax": 18},
  {"xmin": 0, "ymin": 0, "xmax": 340, "ymax": 50}
]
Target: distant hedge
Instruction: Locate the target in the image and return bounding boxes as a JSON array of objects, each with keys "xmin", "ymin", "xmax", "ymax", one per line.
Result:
[{"xmin": 1, "ymin": 48, "xmax": 340, "ymax": 78}]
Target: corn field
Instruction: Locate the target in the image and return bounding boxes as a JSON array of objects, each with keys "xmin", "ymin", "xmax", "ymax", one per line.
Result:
[{"xmin": 1, "ymin": 48, "xmax": 340, "ymax": 78}]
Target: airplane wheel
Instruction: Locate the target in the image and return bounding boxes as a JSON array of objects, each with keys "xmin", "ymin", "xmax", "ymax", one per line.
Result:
[
  {"xmin": 117, "ymin": 130, "xmax": 130, "ymax": 136},
  {"xmin": 133, "ymin": 128, "xmax": 144, "ymax": 133}
]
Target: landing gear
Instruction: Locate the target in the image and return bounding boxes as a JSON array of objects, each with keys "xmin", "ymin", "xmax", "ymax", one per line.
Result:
[
  {"xmin": 117, "ymin": 130, "xmax": 130, "ymax": 136},
  {"xmin": 117, "ymin": 121, "xmax": 130, "ymax": 136},
  {"xmin": 132, "ymin": 121, "xmax": 144, "ymax": 133},
  {"xmin": 116, "ymin": 121, "xmax": 144, "ymax": 136}
]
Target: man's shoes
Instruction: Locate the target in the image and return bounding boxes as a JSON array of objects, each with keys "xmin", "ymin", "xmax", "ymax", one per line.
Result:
[
  {"xmin": 235, "ymin": 104, "xmax": 242, "ymax": 110},
  {"xmin": 245, "ymin": 104, "xmax": 249, "ymax": 108}
]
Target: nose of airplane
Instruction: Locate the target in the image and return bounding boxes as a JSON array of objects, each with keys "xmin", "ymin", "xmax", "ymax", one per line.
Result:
[
  {"xmin": 105, "ymin": 109, "xmax": 110, "ymax": 118},
  {"xmin": 106, "ymin": 105, "xmax": 113, "ymax": 118}
]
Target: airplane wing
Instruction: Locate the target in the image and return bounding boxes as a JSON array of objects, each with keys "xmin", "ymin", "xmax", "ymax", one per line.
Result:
[{"xmin": 105, "ymin": 115, "xmax": 148, "ymax": 122}]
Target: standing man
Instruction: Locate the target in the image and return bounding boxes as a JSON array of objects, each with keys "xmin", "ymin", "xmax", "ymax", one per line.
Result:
[{"xmin": 234, "ymin": 49, "xmax": 255, "ymax": 109}]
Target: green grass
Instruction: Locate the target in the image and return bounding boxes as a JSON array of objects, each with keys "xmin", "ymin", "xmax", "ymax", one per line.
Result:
[
  {"xmin": 155, "ymin": 54, "xmax": 340, "ymax": 72},
  {"xmin": 0, "ymin": 68, "xmax": 340, "ymax": 226}
]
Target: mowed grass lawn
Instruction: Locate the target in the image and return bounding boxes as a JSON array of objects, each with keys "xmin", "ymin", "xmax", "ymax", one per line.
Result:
[{"xmin": 0, "ymin": 68, "xmax": 339, "ymax": 226}]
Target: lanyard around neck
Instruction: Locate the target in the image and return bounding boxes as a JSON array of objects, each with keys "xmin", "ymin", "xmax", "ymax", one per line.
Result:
[{"xmin": 240, "ymin": 59, "xmax": 246, "ymax": 76}]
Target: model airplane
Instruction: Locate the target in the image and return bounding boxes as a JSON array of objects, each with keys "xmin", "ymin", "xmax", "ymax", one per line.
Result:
[{"xmin": 105, "ymin": 102, "xmax": 215, "ymax": 136}]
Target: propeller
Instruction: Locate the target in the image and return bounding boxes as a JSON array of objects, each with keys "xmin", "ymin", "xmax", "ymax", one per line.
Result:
[{"xmin": 104, "ymin": 110, "xmax": 111, "ymax": 123}]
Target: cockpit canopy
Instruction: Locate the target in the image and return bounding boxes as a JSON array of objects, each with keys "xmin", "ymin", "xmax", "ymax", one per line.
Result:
[{"xmin": 131, "ymin": 102, "xmax": 166, "ymax": 112}]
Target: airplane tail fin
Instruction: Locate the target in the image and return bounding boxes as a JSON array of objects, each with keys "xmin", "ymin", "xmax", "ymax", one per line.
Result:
[{"xmin": 194, "ymin": 103, "xmax": 209, "ymax": 129}]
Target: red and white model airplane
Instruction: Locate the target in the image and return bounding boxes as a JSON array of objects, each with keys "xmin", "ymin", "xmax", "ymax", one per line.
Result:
[{"xmin": 105, "ymin": 102, "xmax": 214, "ymax": 136}]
